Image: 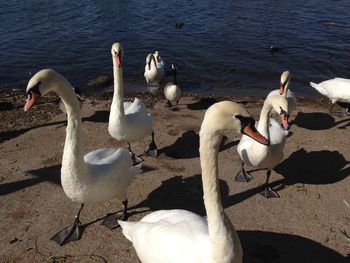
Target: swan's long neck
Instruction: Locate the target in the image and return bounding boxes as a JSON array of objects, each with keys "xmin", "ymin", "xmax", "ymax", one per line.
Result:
[
  {"xmin": 283, "ymin": 81, "xmax": 290, "ymax": 97},
  {"xmin": 257, "ymin": 99, "xmax": 273, "ymax": 140},
  {"xmin": 199, "ymin": 129, "xmax": 235, "ymax": 259},
  {"xmin": 57, "ymin": 77, "xmax": 86, "ymax": 179},
  {"xmin": 173, "ymin": 69, "xmax": 178, "ymax": 85},
  {"xmin": 111, "ymin": 58, "xmax": 125, "ymax": 121}
]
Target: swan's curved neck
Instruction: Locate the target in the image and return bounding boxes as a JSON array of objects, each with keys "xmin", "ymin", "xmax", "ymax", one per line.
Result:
[
  {"xmin": 257, "ymin": 99, "xmax": 273, "ymax": 140},
  {"xmin": 283, "ymin": 81, "xmax": 290, "ymax": 97},
  {"xmin": 173, "ymin": 69, "xmax": 178, "ymax": 85},
  {"xmin": 199, "ymin": 128, "xmax": 234, "ymax": 259},
  {"xmin": 57, "ymin": 77, "xmax": 86, "ymax": 178},
  {"xmin": 111, "ymin": 58, "xmax": 125, "ymax": 119}
]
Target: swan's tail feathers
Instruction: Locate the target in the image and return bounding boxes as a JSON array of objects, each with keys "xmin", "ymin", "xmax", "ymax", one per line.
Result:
[
  {"xmin": 309, "ymin": 82, "xmax": 318, "ymax": 89},
  {"xmin": 309, "ymin": 82, "xmax": 324, "ymax": 94},
  {"xmin": 118, "ymin": 220, "xmax": 135, "ymax": 241}
]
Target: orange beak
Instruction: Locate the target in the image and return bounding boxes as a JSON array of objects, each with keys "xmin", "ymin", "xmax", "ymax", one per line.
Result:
[
  {"xmin": 280, "ymin": 113, "xmax": 290, "ymax": 130},
  {"xmin": 24, "ymin": 91, "xmax": 40, "ymax": 112},
  {"xmin": 279, "ymin": 85, "xmax": 285, "ymax": 95},
  {"xmin": 243, "ymin": 123, "xmax": 269, "ymax": 146},
  {"xmin": 115, "ymin": 53, "xmax": 122, "ymax": 67}
]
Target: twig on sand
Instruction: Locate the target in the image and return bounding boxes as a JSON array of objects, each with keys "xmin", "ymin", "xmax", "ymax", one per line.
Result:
[{"xmin": 34, "ymin": 237, "xmax": 108, "ymax": 263}]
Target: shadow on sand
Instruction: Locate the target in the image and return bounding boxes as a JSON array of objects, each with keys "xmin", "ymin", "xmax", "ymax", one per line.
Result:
[
  {"xmin": 159, "ymin": 131, "xmax": 238, "ymax": 159},
  {"xmin": 275, "ymin": 148, "xmax": 350, "ymax": 185},
  {"xmin": 0, "ymin": 110, "xmax": 110, "ymax": 143},
  {"xmin": 293, "ymin": 112, "xmax": 350, "ymax": 130},
  {"xmin": 239, "ymin": 230, "xmax": 347, "ymax": 262}
]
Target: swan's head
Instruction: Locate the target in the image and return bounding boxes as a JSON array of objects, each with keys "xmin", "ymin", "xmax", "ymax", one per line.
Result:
[
  {"xmin": 171, "ymin": 63, "xmax": 177, "ymax": 70},
  {"xmin": 202, "ymin": 101, "xmax": 269, "ymax": 146},
  {"xmin": 111, "ymin": 43, "xmax": 123, "ymax": 67},
  {"xmin": 154, "ymin": 50, "xmax": 160, "ymax": 59},
  {"xmin": 24, "ymin": 69, "xmax": 61, "ymax": 112},
  {"xmin": 279, "ymin": 71, "xmax": 291, "ymax": 95},
  {"xmin": 270, "ymin": 95, "xmax": 290, "ymax": 130}
]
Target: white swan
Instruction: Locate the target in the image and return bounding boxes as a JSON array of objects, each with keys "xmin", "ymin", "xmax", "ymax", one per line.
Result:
[
  {"xmin": 266, "ymin": 71, "xmax": 296, "ymax": 115},
  {"xmin": 236, "ymin": 95, "xmax": 290, "ymax": 198},
  {"xmin": 163, "ymin": 63, "xmax": 183, "ymax": 111},
  {"xmin": 153, "ymin": 50, "xmax": 165, "ymax": 68},
  {"xmin": 310, "ymin": 78, "xmax": 350, "ymax": 115},
  {"xmin": 118, "ymin": 101, "xmax": 270, "ymax": 263},
  {"xmin": 24, "ymin": 69, "xmax": 142, "ymax": 246},
  {"xmin": 144, "ymin": 52, "xmax": 165, "ymax": 87},
  {"xmin": 109, "ymin": 43, "xmax": 158, "ymax": 158}
]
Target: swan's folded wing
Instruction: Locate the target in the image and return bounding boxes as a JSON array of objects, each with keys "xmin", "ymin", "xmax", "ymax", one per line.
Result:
[
  {"xmin": 84, "ymin": 148, "xmax": 133, "ymax": 178},
  {"xmin": 124, "ymin": 97, "xmax": 148, "ymax": 115}
]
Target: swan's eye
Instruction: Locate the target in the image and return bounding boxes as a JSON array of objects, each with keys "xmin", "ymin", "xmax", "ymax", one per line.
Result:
[{"xmin": 279, "ymin": 107, "xmax": 289, "ymax": 117}]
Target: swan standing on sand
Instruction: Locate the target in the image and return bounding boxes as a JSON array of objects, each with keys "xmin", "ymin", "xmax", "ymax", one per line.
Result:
[
  {"xmin": 24, "ymin": 69, "xmax": 142, "ymax": 246},
  {"xmin": 144, "ymin": 52, "xmax": 165, "ymax": 87},
  {"xmin": 266, "ymin": 71, "xmax": 296, "ymax": 115},
  {"xmin": 235, "ymin": 95, "xmax": 290, "ymax": 198},
  {"xmin": 109, "ymin": 43, "xmax": 158, "ymax": 159},
  {"xmin": 310, "ymin": 78, "xmax": 350, "ymax": 115},
  {"xmin": 118, "ymin": 101, "xmax": 270, "ymax": 263},
  {"xmin": 164, "ymin": 63, "xmax": 183, "ymax": 111}
]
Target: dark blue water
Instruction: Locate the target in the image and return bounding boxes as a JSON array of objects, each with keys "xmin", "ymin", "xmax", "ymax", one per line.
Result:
[{"xmin": 1, "ymin": 0, "xmax": 350, "ymax": 96}]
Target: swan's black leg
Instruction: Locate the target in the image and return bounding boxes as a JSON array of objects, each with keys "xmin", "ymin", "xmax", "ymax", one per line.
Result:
[
  {"xmin": 171, "ymin": 100, "xmax": 180, "ymax": 111},
  {"xmin": 235, "ymin": 162, "xmax": 253, "ymax": 182},
  {"xmin": 145, "ymin": 132, "xmax": 158, "ymax": 157},
  {"xmin": 165, "ymin": 100, "xmax": 172, "ymax": 108},
  {"xmin": 51, "ymin": 204, "xmax": 84, "ymax": 246},
  {"xmin": 259, "ymin": 170, "xmax": 280, "ymax": 198},
  {"xmin": 127, "ymin": 143, "xmax": 138, "ymax": 165},
  {"xmin": 101, "ymin": 200, "xmax": 128, "ymax": 229}
]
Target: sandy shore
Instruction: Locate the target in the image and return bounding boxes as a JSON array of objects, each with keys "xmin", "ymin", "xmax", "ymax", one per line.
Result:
[{"xmin": 0, "ymin": 90, "xmax": 349, "ymax": 262}]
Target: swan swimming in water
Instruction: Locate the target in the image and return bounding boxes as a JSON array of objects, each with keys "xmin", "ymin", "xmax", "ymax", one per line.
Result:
[{"xmin": 24, "ymin": 69, "xmax": 142, "ymax": 245}]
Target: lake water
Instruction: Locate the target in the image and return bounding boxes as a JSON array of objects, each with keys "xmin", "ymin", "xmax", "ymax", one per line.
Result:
[{"xmin": 1, "ymin": 0, "xmax": 349, "ymax": 97}]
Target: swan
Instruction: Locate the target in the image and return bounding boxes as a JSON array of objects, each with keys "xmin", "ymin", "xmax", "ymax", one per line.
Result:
[
  {"xmin": 235, "ymin": 95, "xmax": 290, "ymax": 198},
  {"xmin": 109, "ymin": 43, "xmax": 158, "ymax": 159},
  {"xmin": 310, "ymin": 78, "xmax": 350, "ymax": 115},
  {"xmin": 266, "ymin": 71, "xmax": 296, "ymax": 115},
  {"xmin": 163, "ymin": 63, "xmax": 183, "ymax": 111},
  {"xmin": 153, "ymin": 50, "xmax": 165, "ymax": 68},
  {"xmin": 24, "ymin": 69, "xmax": 142, "ymax": 246},
  {"xmin": 118, "ymin": 101, "xmax": 270, "ymax": 263},
  {"xmin": 144, "ymin": 52, "xmax": 165, "ymax": 87}
]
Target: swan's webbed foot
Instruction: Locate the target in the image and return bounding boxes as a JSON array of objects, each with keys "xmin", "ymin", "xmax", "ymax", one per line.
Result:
[
  {"xmin": 101, "ymin": 200, "xmax": 128, "ymax": 229},
  {"xmin": 171, "ymin": 106, "xmax": 180, "ymax": 112},
  {"xmin": 51, "ymin": 204, "xmax": 84, "ymax": 246},
  {"xmin": 235, "ymin": 170, "xmax": 253, "ymax": 182},
  {"xmin": 259, "ymin": 186, "xmax": 280, "ymax": 198},
  {"xmin": 165, "ymin": 100, "xmax": 172, "ymax": 108},
  {"xmin": 145, "ymin": 132, "xmax": 158, "ymax": 157}
]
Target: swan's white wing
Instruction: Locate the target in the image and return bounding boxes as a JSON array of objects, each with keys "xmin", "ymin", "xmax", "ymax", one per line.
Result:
[
  {"xmin": 312, "ymin": 79, "xmax": 350, "ymax": 102},
  {"xmin": 123, "ymin": 101, "xmax": 133, "ymax": 111},
  {"xmin": 119, "ymin": 209, "xmax": 211, "ymax": 263},
  {"xmin": 84, "ymin": 148, "xmax": 133, "ymax": 178},
  {"xmin": 81, "ymin": 148, "xmax": 142, "ymax": 202},
  {"xmin": 124, "ymin": 97, "xmax": 148, "ymax": 115},
  {"xmin": 268, "ymin": 119, "xmax": 289, "ymax": 145}
]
